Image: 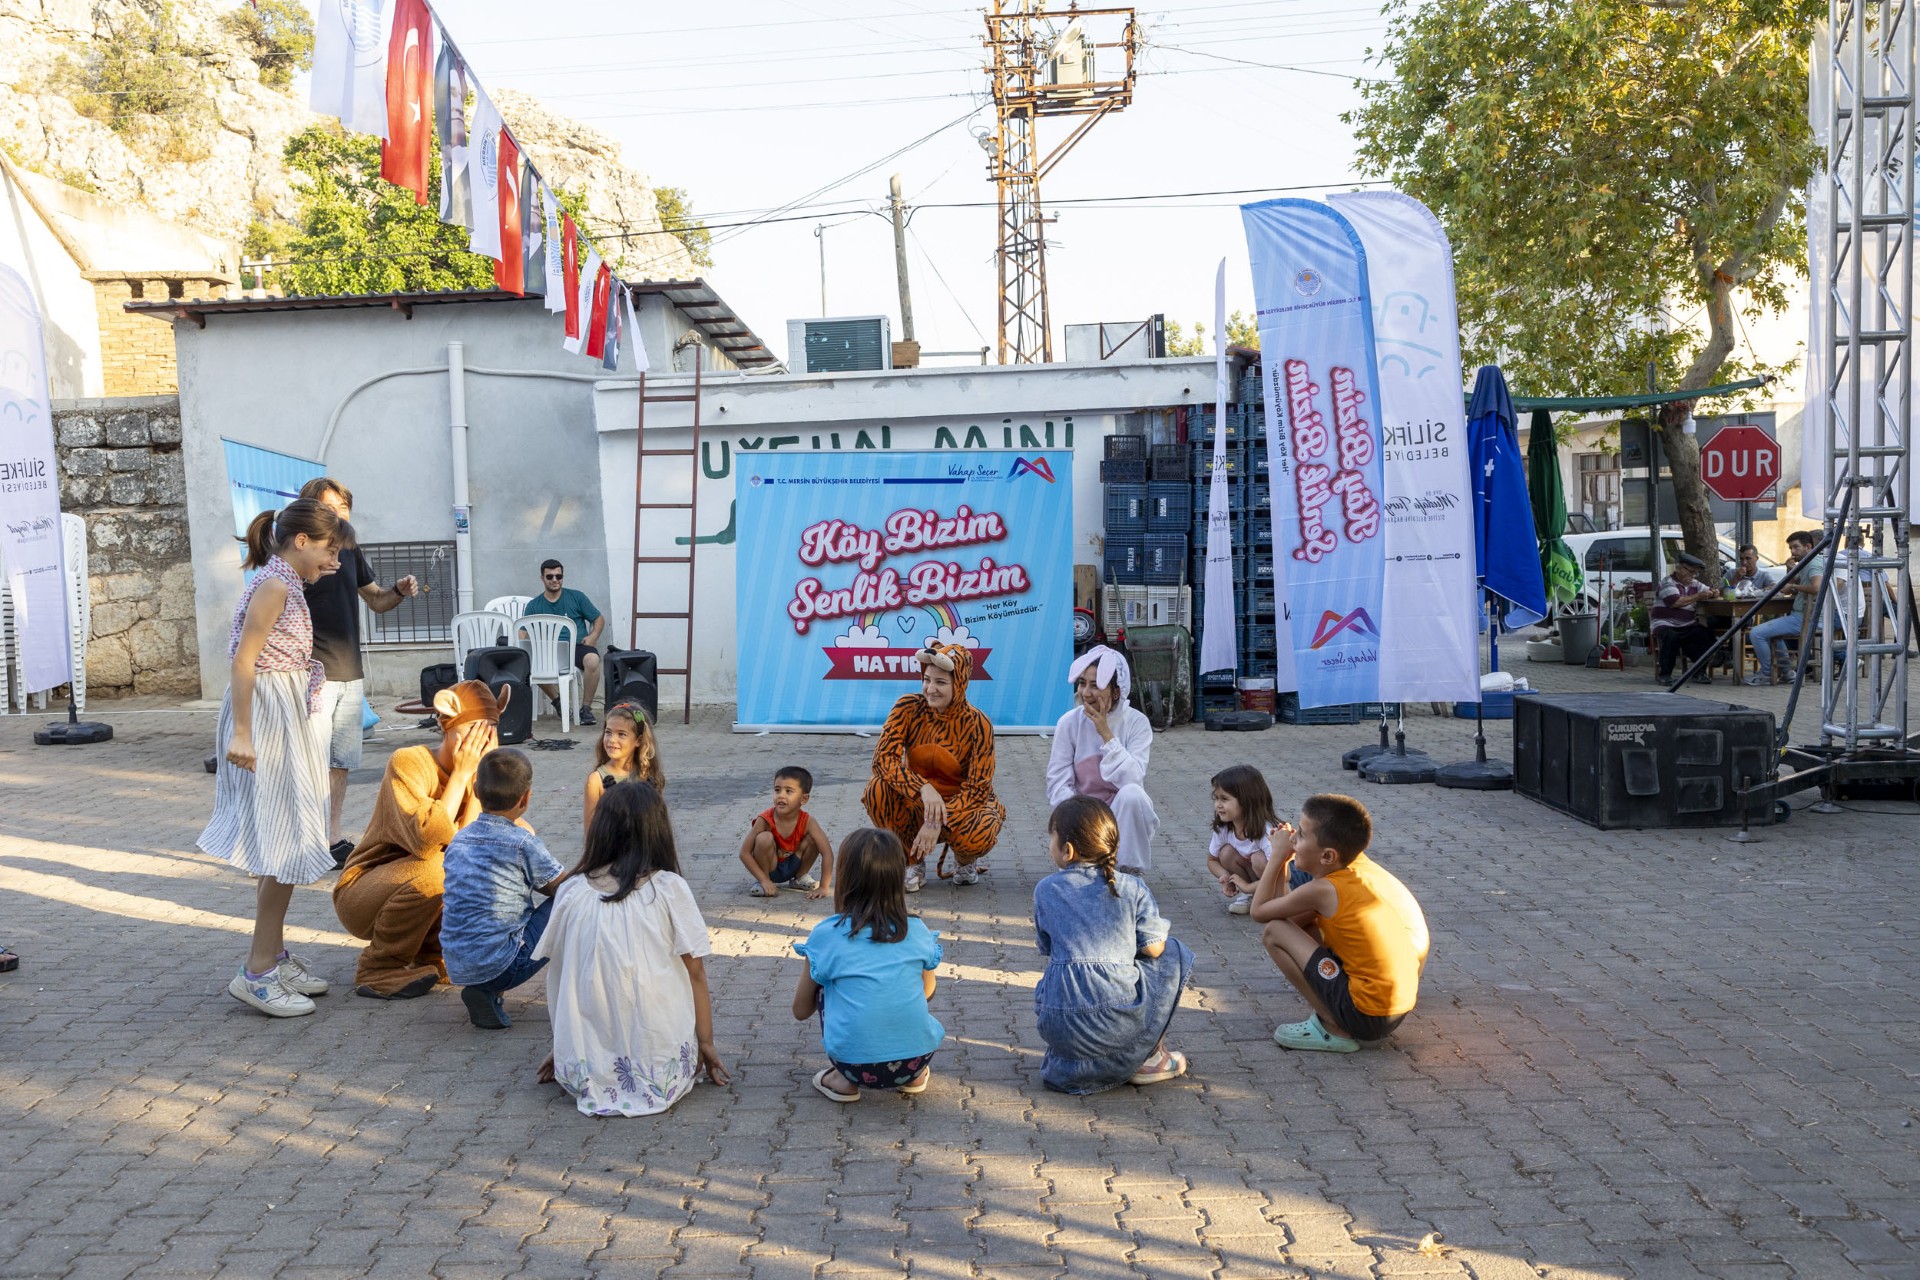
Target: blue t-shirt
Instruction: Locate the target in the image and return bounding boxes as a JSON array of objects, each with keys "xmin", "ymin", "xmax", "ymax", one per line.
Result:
[
  {"xmin": 795, "ymin": 915, "xmax": 944, "ymax": 1063},
  {"xmin": 442, "ymin": 814, "xmax": 566, "ymax": 986},
  {"xmin": 523, "ymin": 588, "xmax": 602, "ymax": 644}
]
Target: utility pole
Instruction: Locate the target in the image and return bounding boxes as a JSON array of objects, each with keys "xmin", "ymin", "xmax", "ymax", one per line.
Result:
[
  {"xmin": 889, "ymin": 174, "xmax": 916, "ymax": 342},
  {"xmin": 813, "ymin": 223, "xmax": 828, "ymax": 316},
  {"xmin": 983, "ymin": 1, "xmax": 1136, "ymax": 364}
]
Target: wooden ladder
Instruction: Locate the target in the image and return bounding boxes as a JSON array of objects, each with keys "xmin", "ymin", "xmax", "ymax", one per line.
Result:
[{"xmin": 628, "ymin": 355, "xmax": 703, "ymax": 724}]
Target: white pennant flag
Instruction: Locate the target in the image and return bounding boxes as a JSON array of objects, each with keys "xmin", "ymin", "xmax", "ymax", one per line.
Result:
[
  {"xmin": 466, "ymin": 87, "xmax": 503, "ymax": 260},
  {"xmin": 1199, "ymin": 258, "xmax": 1238, "ymax": 676},
  {"xmin": 564, "ymin": 248, "xmax": 601, "ymax": 355},
  {"xmin": 624, "ymin": 284, "xmax": 647, "ymax": 372},
  {"xmin": 542, "ymin": 186, "xmax": 567, "ymax": 311},
  {"xmin": 311, "ymin": 0, "xmax": 393, "ymax": 139}
]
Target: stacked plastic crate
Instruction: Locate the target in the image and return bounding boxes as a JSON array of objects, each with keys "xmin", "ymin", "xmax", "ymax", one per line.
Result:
[{"xmin": 1100, "ymin": 434, "xmax": 1194, "ymax": 634}]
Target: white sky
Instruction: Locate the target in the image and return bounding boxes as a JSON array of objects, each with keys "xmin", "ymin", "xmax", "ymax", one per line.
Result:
[{"xmin": 419, "ymin": 0, "xmax": 1389, "ymax": 364}]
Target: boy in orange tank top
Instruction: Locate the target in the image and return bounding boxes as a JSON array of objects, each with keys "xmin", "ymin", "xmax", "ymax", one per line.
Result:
[
  {"xmin": 1249, "ymin": 793, "xmax": 1430, "ymax": 1053},
  {"xmin": 739, "ymin": 766, "xmax": 836, "ymax": 900}
]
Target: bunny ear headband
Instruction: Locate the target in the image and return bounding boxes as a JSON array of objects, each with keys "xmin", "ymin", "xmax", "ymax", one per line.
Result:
[{"xmin": 1068, "ymin": 645, "xmax": 1127, "ymax": 696}]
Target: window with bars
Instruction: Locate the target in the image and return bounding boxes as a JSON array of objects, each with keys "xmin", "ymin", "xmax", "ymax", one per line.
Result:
[{"xmin": 357, "ymin": 540, "xmax": 459, "ymax": 644}]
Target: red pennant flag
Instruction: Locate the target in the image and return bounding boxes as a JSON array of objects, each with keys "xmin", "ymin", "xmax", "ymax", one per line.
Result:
[
  {"xmin": 494, "ymin": 133, "xmax": 524, "ymax": 294},
  {"xmin": 584, "ymin": 262, "xmax": 613, "ymax": 359},
  {"xmin": 379, "ymin": 0, "xmax": 433, "ymax": 203},
  {"xmin": 561, "ymin": 215, "xmax": 581, "ymax": 341}
]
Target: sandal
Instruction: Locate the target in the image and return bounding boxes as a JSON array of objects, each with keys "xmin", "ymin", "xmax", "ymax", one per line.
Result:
[
  {"xmin": 1130, "ymin": 1048, "xmax": 1189, "ymax": 1085},
  {"xmin": 748, "ymin": 882, "xmax": 777, "ymax": 897},
  {"xmin": 0, "ymin": 947, "xmax": 18, "ymax": 974},
  {"xmin": 811, "ymin": 1067, "xmax": 860, "ymax": 1103},
  {"xmin": 898, "ymin": 1067, "xmax": 932, "ymax": 1095}
]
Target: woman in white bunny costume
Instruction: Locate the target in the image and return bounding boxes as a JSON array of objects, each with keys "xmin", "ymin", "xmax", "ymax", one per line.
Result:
[{"xmin": 1045, "ymin": 646, "xmax": 1160, "ymax": 874}]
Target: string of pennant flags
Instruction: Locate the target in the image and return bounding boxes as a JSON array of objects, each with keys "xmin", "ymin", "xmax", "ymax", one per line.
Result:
[{"xmin": 309, "ymin": 0, "xmax": 645, "ymax": 372}]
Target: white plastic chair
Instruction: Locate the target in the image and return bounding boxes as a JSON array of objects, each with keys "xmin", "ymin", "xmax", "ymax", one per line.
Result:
[
  {"xmin": 483, "ymin": 594, "xmax": 532, "ymax": 621},
  {"xmin": 452, "ymin": 610, "xmax": 515, "ymax": 676},
  {"xmin": 517, "ymin": 615, "xmax": 579, "ymax": 732}
]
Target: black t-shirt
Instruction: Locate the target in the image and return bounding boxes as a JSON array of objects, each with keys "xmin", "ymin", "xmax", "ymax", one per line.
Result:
[{"xmin": 305, "ymin": 547, "xmax": 377, "ymax": 681}]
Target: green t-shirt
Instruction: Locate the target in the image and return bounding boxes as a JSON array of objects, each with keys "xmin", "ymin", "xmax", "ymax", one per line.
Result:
[
  {"xmin": 524, "ymin": 587, "xmax": 602, "ymax": 642},
  {"xmin": 1791, "ymin": 554, "xmax": 1828, "ymax": 618}
]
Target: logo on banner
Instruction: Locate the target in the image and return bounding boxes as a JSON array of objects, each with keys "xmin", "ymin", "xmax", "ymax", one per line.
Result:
[
  {"xmin": 1008, "ymin": 456, "xmax": 1056, "ymax": 482},
  {"xmin": 479, "ymin": 127, "xmax": 497, "ymax": 174},
  {"xmin": 1309, "ymin": 607, "xmax": 1378, "ymax": 650},
  {"xmin": 1293, "ymin": 268, "xmax": 1324, "ymax": 297}
]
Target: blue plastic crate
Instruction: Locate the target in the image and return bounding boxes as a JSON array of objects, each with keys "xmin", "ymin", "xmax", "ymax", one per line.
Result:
[
  {"xmin": 1237, "ymin": 550, "xmax": 1275, "ymax": 587},
  {"xmin": 1192, "ymin": 408, "xmax": 1243, "ymax": 442},
  {"xmin": 1239, "ymin": 585, "xmax": 1276, "ymax": 616},
  {"xmin": 1103, "ymin": 539, "xmax": 1145, "ymax": 584},
  {"xmin": 1104, "ymin": 483, "xmax": 1148, "ymax": 535},
  {"xmin": 1453, "ymin": 689, "xmax": 1535, "ymax": 719},
  {"xmin": 1142, "ymin": 534, "xmax": 1188, "ymax": 585},
  {"xmin": 1242, "ymin": 623, "xmax": 1278, "ymax": 654},
  {"xmin": 1146, "ymin": 482, "xmax": 1191, "ymax": 531},
  {"xmin": 1104, "ymin": 433, "xmax": 1147, "ymax": 460},
  {"xmin": 1150, "ymin": 444, "xmax": 1189, "ymax": 481},
  {"xmin": 1242, "ymin": 655, "xmax": 1279, "ymax": 679},
  {"xmin": 1099, "ymin": 457, "xmax": 1147, "ymax": 485}
]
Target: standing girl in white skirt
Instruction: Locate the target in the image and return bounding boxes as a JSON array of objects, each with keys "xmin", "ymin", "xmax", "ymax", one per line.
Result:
[{"xmin": 199, "ymin": 499, "xmax": 352, "ymax": 1017}]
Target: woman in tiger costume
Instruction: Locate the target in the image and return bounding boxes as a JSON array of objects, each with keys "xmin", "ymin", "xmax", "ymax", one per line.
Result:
[{"xmin": 861, "ymin": 639, "xmax": 1006, "ymax": 893}]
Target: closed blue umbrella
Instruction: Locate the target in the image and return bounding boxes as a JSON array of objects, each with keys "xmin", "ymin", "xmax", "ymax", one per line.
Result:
[{"xmin": 1467, "ymin": 366, "xmax": 1548, "ymax": 635}]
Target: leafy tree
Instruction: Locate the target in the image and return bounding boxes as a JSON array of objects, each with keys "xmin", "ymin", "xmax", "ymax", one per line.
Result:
[
  {"xmin": 1166, "ymin": 310, "xmax": 1260, "ymax": 357},
  {"xmin": 273, "ymin": 124, "xmax": 496, "ymax": 296},
  {"xmin": 56, "ymin": 0, "xmax": 214, "ymax": 159},
  {"xmin": 222, "ymin": 0, "xmax": 314, "ymax": 90},
  {"xmin": 654, "ymin": 184, "xmax": 713, "ymax": 270},
  {"xmin": 1349, "ymin": 0, "xmax": 1819, "ymax": 580}
]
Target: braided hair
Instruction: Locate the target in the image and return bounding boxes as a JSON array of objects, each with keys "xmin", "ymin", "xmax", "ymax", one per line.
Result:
[{"xmin": 1049, "ymin": 795, "xmax": 1122, "ymax": 896}]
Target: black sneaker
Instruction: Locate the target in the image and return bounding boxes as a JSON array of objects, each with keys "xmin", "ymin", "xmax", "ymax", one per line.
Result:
[
  {"xmin": 578, "ymin": 707, "xmax": 596, "ymax": 726},
  {"xmin": 462, "ymin": 986, "xmax": 510, "ymax": 1029},
  {"xmin": 330, "ymin": 839, "xmax": 356, "ymax": 869}
]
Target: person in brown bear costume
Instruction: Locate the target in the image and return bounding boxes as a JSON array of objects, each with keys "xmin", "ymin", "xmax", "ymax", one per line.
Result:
[{"xmin": 333, "ymin": 680, "xmax": 503, "ymax": 998}]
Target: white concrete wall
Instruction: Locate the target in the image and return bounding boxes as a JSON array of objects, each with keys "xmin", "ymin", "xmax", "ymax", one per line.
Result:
[
  {"xmin": 0, "ymin": 168, "xmax": 104, "ymax": 400},
  {"xmin": 591, "ymin": 357, "xmax": 1219, "ymax": 708},
  {"xmin": 173, "ymin": 294, "xmax": 679, "ymax": 701}
]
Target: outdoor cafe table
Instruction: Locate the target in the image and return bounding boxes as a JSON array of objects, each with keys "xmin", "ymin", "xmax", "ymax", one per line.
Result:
[{"xmin": 1699, "ymin": 596, "xmax": 1791, "ymax": 681}]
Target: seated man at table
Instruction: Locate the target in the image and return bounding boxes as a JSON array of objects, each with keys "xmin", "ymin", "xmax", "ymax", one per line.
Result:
[
  {"xmin": 1728, "ymin": 543, "xmax": 1780, "ymax": 595},
  {"xmin": 524, "ymin": 559, "xmax": 604, "ymax": 726},
  {"xmin": 1652, "ymin": 556, "xmax": 1718, "ymax": 684},
  {"xmin": 1747, "ymin": 531, "xmax": 1827, "ymax": 685}
]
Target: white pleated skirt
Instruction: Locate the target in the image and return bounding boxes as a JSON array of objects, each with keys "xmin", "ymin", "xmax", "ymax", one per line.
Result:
[{"xmin": 197, "ymin": 670, "xmax": 334, "ymax": 886}]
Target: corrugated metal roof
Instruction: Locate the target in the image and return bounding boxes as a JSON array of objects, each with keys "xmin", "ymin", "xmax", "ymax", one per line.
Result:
[{"xmin": 123, "ymin": 280, "xmax": 778, "ymax": 368}]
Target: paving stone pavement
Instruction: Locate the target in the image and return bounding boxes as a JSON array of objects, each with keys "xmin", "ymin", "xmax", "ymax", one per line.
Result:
[{"xmin": 2, "ymin": 663, "xmax": 1917, "ymax": 1280}]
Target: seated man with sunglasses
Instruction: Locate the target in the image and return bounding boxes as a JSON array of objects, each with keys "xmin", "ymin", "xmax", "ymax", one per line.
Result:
[{"xmin": 524, "ymin": 560, "xmax": 605, "ymax": 725}]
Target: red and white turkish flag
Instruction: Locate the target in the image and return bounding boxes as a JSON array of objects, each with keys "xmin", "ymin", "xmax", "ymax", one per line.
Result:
[
  {"xmin": 379, "ymin": 0, "xmax": 432, "ymax": 202},
  {"xmin": 494, "ymin": 132, "xmax": 524, "ymax": 294},
  {"xmin": 584, "ymin": 260, "xmax": 613, "ymax": 360},
  {"xmin": 561, "ymin": 215, "xmax": 582, "ymax": 337}
]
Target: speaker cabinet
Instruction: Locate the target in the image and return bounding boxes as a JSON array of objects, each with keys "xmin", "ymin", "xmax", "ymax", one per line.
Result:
[
  {"xmin": 1514, "ymin": 692, "xmax": 1775, "ymax": 829},
  {"xmin": 604, "ymin": 648, "xmax": 659, "ymax": 723},
  {"xmin": 463, "ymin": 647, "xmax": 534, "ymax": 746}
]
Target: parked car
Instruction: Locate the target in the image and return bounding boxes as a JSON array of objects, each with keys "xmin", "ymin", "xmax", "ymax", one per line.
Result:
[{"xmin": 1562, "ymin": 529, "xmax": 1778, "ymax": 615}]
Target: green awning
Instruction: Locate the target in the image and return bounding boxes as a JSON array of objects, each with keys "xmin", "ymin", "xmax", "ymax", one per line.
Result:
[{"xmin": 1503, "ymin": 376, "xmax": 1771, "ymax": 414}]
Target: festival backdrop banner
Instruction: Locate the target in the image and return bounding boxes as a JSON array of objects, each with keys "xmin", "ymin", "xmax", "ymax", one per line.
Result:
[
  {"xmin": 0, "ymin": 263, "xmax": 73, "ymax": 693},
  {"xmin": 735, "ymin": 451, "xmax": 1074, "ymax": 731},
  {"xmin": 1242, "ymin": 198, "xmax": 1387, "ymax": 707},
  {"xmin": 1326, "ymin": 190, "xmax": 1480, "ymax": 702},
  {"xmin": 221, "ymin": 440, "xmax": 326, "ymax": 566}
]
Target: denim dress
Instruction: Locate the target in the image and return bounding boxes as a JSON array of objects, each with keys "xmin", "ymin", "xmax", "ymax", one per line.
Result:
[{"xmin": 1033, "ymin": 864, "xmax": 1193, "ymax": 1094}]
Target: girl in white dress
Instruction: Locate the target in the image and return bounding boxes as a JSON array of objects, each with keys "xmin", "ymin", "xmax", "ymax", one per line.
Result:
[
  {"xmin": 198, "ymin": 499, "xmax": 352, "ymax": 1018},
  {"xmin": 536, "ymin": 781, "xmax": 731, "ymax": 1116}
]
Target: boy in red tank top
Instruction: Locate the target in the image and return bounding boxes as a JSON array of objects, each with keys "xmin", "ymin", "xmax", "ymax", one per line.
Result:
[
  {"xmin": 739, "ymin": 766, "xmax": 836, "ymax": 900},
  {"xmin": 1249, "ymin": 793, "xmax": 1430, "ymax": 1053}
]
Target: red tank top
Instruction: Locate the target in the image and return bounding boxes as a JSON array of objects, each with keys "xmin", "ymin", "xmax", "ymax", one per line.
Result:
[{"xmin": 759, "ymin": 807, "xmax": 810, "ymax": 854}]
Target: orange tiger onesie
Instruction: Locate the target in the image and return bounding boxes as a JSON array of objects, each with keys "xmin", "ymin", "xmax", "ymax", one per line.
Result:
[{"xmin": 862, "ymin": 641, "xmax": 1006, "ymax": 866}]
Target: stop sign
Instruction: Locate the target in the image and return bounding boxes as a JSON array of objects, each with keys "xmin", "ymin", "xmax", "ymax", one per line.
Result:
[{"xmin": 1700, "ymin": 424, "xmax": 1780, "ymax": 503}]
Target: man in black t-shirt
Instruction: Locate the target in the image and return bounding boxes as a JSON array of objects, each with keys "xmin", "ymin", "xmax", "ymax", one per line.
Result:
[{"xmin": 301, "ymin": 478, "xmax": 419, "ymax": 863}]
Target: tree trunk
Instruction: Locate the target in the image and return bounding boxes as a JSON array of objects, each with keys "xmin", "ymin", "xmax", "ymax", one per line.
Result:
[{"xmin": 1663, "ymin": 266, "xmax": 1743, "ymax": 588}]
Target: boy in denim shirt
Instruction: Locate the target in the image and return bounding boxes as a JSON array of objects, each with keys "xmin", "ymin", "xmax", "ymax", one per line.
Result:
[{"xmin": 443, "ymin": 749, "xmax": 566, "ymax": 1029}]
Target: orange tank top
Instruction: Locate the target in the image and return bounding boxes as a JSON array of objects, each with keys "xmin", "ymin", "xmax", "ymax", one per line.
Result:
[
  {"xmin": 759, "ymin": 807, "xmax": 810, "ymax": 854},
  {"xmin": 1316, "ymin": 853, "xmax": 1430, "ymax": 1018}
]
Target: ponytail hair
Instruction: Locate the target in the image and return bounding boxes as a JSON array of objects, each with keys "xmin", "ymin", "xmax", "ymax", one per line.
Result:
[
  {"xmin": 1049, "ymin": 795, "xmax": 1121, "ymax": 896},
  {"xmin": 241, "ymin": 499, "xmax": 351, "ymax": 570}
]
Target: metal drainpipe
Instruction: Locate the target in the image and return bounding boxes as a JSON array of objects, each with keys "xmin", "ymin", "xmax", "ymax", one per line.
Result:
[{"xmin": 448, "ymin": 341, "xmax": 474, "ymax": 613}]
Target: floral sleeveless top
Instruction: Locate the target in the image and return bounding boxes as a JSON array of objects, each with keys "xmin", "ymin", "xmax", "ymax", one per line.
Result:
[{"xmin": 228, "ymin": 556, "xmax": 325, "ymax": 712}]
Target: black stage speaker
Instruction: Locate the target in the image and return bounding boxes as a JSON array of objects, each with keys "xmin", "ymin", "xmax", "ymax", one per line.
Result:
[
  {"xmin": 463, "ymin": 646, "xmax": 534, "ymax": 745},
  {"xmin": 604, "ymin": 648, "xmax": 659, "ymax": 722},
  {"xmin": 419, "ymin": 662, "xmax": 460, "ymax": 707},
  {"xmin": 1514, "ymin": 692, "xmax": 1775, "ymax": 830}
]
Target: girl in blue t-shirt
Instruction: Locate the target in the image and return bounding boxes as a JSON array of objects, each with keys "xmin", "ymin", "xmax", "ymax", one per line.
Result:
[{"xmin": 793, "ymin": 828, "xmax": 944, "ymax": 1102}]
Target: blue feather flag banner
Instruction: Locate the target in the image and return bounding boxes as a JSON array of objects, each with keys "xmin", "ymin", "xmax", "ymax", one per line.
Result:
[{"xmin": 1241, "ymin": 199, "xmax": 1387, "ymax": 708}]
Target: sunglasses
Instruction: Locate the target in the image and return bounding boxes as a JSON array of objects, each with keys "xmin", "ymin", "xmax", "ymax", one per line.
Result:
[{"xmin": 543, "ymin": 572, "xmax": 564, "ymax": 580}]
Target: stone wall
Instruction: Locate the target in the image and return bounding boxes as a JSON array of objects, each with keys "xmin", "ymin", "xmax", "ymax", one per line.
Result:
[{"xmin": 54, "ymin": 395, "xmax": 199, "ymax": 697}]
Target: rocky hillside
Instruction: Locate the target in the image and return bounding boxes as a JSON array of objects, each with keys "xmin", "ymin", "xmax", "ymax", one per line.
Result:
[{"xmin": 0, "ymin": 0, "xmax": 694, "ymax": 280}]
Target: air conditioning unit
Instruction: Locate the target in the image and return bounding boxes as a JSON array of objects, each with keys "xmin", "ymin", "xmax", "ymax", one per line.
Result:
[{"xmin": 788, "ymin": 316, "xmax": 894, "ymax": 374}]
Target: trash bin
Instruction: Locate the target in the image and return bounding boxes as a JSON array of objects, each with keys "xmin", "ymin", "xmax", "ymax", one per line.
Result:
[{"xmin": 1556, "ymin": 613, "xmax": 1599, "ymax": 664}]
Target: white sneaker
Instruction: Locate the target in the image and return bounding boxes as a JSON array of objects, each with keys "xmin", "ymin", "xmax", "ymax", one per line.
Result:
[
  {"xmin": 904, "ymin": 863, "xmax": 925, "ymax": 894},
  {"xmin": 951, "ymin": 861, "xmax": 981, "ymax": 886},
  {"xmin": 275, "ymin": 950, "xmax": 330, "ymax": 996},
  {"xmin": 228, "ymin": 967, "xmax": 316, "ymax": 1018},
  {"xmin": 1228, "ymin": 892, "xmax": 1253, "ymax": 915},
  {"xmin": 789, "ymin": 875, "xmax": 819, "ymax": 891}
]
